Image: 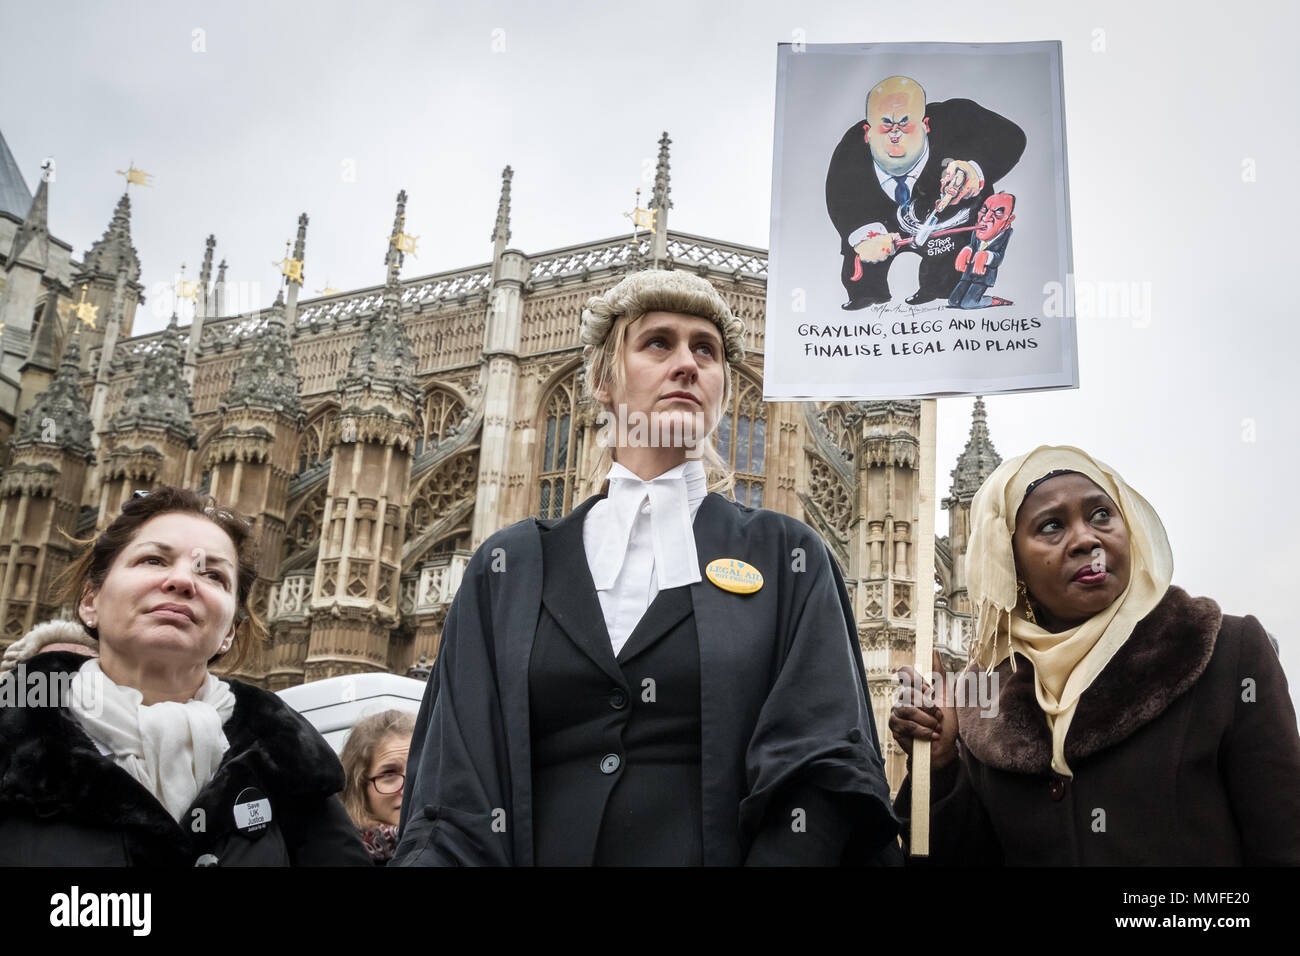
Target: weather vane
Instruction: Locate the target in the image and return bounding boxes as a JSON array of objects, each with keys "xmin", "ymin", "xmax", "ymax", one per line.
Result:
[
  {"xmin": 624, "ymin": 187, "xmax": 656, "ymax": 237},
  {"xmin": 391, "ymin": 214, "xmax": 419, "ymax": 258},
  {"xmin": 273, "ymin": 240, "xmax": 304, "ymax": 284},
  {"xmin": 114, "ymin": 162, "xmax": 153, "ymax": 188},
  {"xmin": 175, "ymin": 263, "xmax": 199, "ymax": 302}
]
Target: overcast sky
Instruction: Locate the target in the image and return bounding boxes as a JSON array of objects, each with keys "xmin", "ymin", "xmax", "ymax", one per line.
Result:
[{"xmin": 3, "ymin": 0, "xmax": 1297, "ymax": 690}]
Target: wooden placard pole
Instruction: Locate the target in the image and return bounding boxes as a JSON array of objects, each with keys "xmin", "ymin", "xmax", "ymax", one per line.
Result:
[{"xmin": 909, "ymin": 397, "xmax": 938, "ymax": 856}]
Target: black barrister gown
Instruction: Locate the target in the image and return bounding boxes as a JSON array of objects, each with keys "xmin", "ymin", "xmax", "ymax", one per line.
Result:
[{"xmin": 393, "ymin": 491, "xmax": 898, "ymax": 865}]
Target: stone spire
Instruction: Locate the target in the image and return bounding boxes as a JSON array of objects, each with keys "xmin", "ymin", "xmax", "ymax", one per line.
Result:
[
  {"xmin": 492, "ymin": 166, "xmax": 512, "ymax": 245},
  {"xmin": 649, "ymin": 131, "xmax": 671, "ymax": 265},
  {"xmin": 491, "ymin": 166, "xmax": 512, "ymax": 280},
  {"xmin": 339, "ymin": 190, "xmax": 419, "ymax": 402},
  {"xmin": 184, "ymin": 234, "xmax": 217, "ymax": 384},
  {"xmin": 284, "ymin": 212, "xmax": 308, "ymax": 327},
  {"xmin": 108, "ymin": 313, "xmax": 195, "ymax": 445},
  {"xmin": 72, "ymin": 191, "xmax": 144, "ymax": 353},
  {"xmin": 77, "ymin": 192, "xmax": 141, "ymax": 286},
  {"xmin": 385, "ymin": 190, "xmax": 406, "ymax": 278},
  {"xmin": 0, "ymin": 128, "xmax": 32, "ymax": 221},
  {"xmin": 947, "ymin": 397, "xmax": 1001, "ymax": 500},
  {"xmin": 12, "ymin": 325, "xmax": 93, "ymax": 459},
  {"xmin": 212, "ymin": 258, "xmax": 227, "ymax": 318},
  {"xmin": 650, "ymin": 131, "xmax": 673, "ymax": 215},
  {"xmin": 220, "ymin": 288, "xmax": 303, "ymax": 418},
  {"xmin": 7, "ymin": 175, "xmax": 49, "ymax": 269},
  {"xmin": 198, "ymin": 235, "xmax": 215, "ymax": 312},
  {"xmin": 87, "ymin": 251, "xmax": 132, "ymax": 433},
  {"xmin": 20, "ymin": 294, "xmax": 60, "ymax": 375}
]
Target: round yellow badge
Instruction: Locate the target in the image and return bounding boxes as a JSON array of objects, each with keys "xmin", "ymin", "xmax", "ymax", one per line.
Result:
[{"xmin": 705, "ymin": 558, "xmax": 764, "ymax": 594}]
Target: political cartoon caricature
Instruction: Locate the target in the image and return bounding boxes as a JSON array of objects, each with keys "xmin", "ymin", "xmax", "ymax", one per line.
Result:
[{"xmin": 766, "ymin": 42, "xmax": 1076, "ymax": 400}]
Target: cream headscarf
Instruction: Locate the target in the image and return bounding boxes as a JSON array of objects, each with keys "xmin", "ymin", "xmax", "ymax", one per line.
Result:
[{"xmin": 966, "ymin": 446, "xmax": 1173, "ymax": 777}]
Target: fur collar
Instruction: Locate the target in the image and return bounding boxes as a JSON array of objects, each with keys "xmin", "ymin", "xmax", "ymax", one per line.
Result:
[
  {"xmin": 0, "ymin": 651, "xmax": 344, "ymax": 855},
  {"xmin": 1, "ymin": 619, "xmax": 96, "ymax": 674},
  {"xmin": 958, "ymin": 585, "xmax": 1221, "ymax": 774}
]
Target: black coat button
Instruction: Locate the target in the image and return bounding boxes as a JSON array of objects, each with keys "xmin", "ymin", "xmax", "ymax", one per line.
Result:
[
  {"xmin": 847, "ymin": 728, "xmax": 863, "ymax": 743},
  {"xmin": 608, "ymin": 690, "xmax": 627, "ymax": 710},
  {"xmin": 1048, "ymin": 776, "xmax": 1066, "ymax": 801},
  {"xmin": 600, "ymin": 753, "xmax": 621, "ymax": 774}
]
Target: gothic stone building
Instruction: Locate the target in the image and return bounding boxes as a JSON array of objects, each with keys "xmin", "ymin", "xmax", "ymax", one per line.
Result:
[{"xmin": 0, "ymin": 130, "xmax": 1002, "ymax": 792}]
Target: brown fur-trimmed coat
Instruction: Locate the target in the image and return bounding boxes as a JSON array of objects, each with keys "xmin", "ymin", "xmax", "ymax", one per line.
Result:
[{"xmin": 895, "ymin": 586, "xmax": 1300, "ymax": 865}]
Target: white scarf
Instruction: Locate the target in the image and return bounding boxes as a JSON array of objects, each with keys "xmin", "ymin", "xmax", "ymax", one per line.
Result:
[
  {"xmin": 589, "ymin": 459, "xmax": 706, "ymax": 591},
  {"xmin": 68, "ymin": 659, "xmax": 237, "ymax": 823}
]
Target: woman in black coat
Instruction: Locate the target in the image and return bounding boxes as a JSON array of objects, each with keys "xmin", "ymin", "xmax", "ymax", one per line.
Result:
[
  {"xmin": 889, "ymin": 446, "xmax": 1300, "ymax": 864},
  {"xmin": 395, "ymin": 271, "xmax": 898, "ymax": 866},
  {"xmin": 0, "ymin": 486, "xmax": 370, "ymax": 866}
]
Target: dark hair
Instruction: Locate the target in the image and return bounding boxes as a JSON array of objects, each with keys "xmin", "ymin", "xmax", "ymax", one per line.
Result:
[
  {"xmin": 339, "ymin": 709, "xmax": 417, "ymax": 829},
  {"xmin": 1022, "ymin": 469, "xmax": 1080, "ymax": 500},
  {"xmin": 52, "ymin": 486, "xmax": 266, "ymax": 673}
]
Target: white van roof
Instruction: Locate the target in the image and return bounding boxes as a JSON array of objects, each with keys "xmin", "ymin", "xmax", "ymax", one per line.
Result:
[{"xmin": 277, "ymin": 673, "xmax": 426, "ymax": 753}]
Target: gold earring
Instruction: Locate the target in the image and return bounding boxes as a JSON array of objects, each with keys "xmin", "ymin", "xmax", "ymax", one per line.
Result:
[{"xmin": 1016, "ymin": 580, "xmax": 1037, "ymax": 625}]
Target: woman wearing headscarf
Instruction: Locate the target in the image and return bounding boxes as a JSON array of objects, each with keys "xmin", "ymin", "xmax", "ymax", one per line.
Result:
[
  {"xmin": 889, "ymin": 445, "xmax": 1300, "ymax": 864},
  {"xmin": 395, "ymin": 270, "xmax": 898, "ymax": 866},
  {"xmin": 0, "ymin": 487, "xmax": 371, "ymax": 866}
]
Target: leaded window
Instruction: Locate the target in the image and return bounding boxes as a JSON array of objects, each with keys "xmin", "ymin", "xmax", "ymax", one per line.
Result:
[
  {"xmin": 537, "ymin": 374, "xmax": 578, "ymax": 518},
  {"xmin": 715, "ymin": 375, "xmax": 767, "ymax": 507}
]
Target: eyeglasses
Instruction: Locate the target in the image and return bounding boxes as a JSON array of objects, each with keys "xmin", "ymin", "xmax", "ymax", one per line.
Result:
[{"xmin": 368, "ymin": 772, "xmax": 405, "ymax": 795}]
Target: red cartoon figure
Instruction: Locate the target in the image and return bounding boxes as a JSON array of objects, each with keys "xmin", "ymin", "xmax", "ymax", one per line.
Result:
[{"xmin": 948, "ymin": 192, "xmax": 1015, "ymax": 309}]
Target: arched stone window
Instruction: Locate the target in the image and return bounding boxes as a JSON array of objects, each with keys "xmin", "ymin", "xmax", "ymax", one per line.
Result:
[
  {"xmin": 414, "ymin": 388, "xmax": 466, "ymax": 456},
  {"xmin": 536, "ymin": 372, "xmax": 578, "ymax": 518},
  {"xmin": 715, "ymin": 374, "xmax": 767, "ymax": 507},
  {"xmin": 293, "ymin": 410, "xmax": 333, "ymax": 476},
  {"xmin": 281, "ymin": 485, "xmax": 326, "ymax": 564}
]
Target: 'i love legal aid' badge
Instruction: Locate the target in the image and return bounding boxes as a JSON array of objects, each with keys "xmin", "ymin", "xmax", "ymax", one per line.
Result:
[{"xmin": 706, "ymin": 558, "xmax": 764, "ymax": 594}]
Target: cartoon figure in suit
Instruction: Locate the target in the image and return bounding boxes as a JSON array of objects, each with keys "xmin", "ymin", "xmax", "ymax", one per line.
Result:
[
  {"xmin": 825, "ymin": 76, "xmax": 1026, "ymax": 310},
  {"xmin": 949, "ymin": 192, "xmax": 1016, "ymax": 309}
]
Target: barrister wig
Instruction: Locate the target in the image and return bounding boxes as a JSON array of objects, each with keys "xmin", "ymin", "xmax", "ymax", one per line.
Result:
[{"xmin": 579, "ymin": 270, "xmax": 747, "ymax": 368}]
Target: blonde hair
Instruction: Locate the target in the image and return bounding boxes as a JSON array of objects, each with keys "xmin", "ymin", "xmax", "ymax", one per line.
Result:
[
  {"xmin": 583, "ymin": 309, "xmax": 736, "ymax": 497},
  {"xmin": 339, "ymin": 709, "xmax": 417, "ymax": 830}
]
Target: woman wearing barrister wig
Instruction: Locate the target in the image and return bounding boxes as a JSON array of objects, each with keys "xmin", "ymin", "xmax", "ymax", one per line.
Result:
[
  {"xmin": 0, "ymin": 487, "xmax": 370, "ymax": 866},
  {"xmin": 889, "ymin": 446, "xmax": 1300, "ymax": 864},
  {"xmin": 395, "ymin": 270, "xmax": 898, "ymax": 866}
]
